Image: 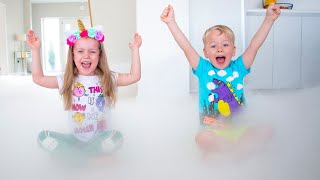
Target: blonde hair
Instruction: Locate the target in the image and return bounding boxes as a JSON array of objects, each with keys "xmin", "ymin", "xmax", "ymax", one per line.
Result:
[
  {"xmin": 202, "ymin": 25, "xmax": 235, "ymax": 45},
  {"xmin": 61, "ymin": 42, "xmax": 117, "ymax": 110}
]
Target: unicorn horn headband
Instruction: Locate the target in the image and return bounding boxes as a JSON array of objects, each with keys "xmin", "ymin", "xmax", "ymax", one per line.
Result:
[
  {"xmin": 65, "ymin": 1, "xmax": 104, "ymax": 46},
  {"xmin": 65, "ymin": 19, "xmax": 105, "ymax": 46}
]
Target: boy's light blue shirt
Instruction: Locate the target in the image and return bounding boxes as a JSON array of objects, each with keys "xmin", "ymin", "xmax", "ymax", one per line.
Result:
[{"xmin": 192, "ymin": 56, "xmax": 250, "ymax": 126}]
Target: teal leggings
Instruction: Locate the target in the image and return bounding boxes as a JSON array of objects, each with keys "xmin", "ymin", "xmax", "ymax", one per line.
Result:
[{"xmin": 37, "ymin": 130, "xmax": 123, "ymax": 158}]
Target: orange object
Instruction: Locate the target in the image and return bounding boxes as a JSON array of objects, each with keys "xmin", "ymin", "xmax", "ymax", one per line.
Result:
[
  {"xmin": 202, "ymin": 116, "xmax": 226, "ymax": 128},
  {"xmin": 203, "ymin": 116, "xmax": 217, "ymax": 125},
  {"xmin": 264, "ymin": 0, "xmax": 277, "ymax": 8}
]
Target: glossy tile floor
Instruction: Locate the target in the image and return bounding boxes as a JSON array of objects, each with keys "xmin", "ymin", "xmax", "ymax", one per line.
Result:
[{"xmin": 1, "ymin": 75, "xmax": 320, "ymax": 180}]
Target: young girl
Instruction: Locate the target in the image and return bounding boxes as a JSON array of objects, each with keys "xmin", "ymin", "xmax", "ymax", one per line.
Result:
[
  {"xmin": 161, "ymin": 4, "xmax": 280, "ymax": 158},
  {"xmin": 27, "ymin": 20, "xmax": 142, "ymax": 159}
]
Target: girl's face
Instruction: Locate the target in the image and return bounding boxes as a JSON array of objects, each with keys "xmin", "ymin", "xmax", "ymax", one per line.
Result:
[
  {"xmin": 73, "ymin": 37, "xmax": 100, "ymax": 76},
  {"xmin": 203, "ymin": 30, "xmax": 236, "ymax": 70}
]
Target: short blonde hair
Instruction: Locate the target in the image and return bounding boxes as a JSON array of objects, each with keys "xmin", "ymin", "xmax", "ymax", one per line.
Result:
[{"xmin": 202, "ymin": 25, "xmax": 235, "ymax": 45}]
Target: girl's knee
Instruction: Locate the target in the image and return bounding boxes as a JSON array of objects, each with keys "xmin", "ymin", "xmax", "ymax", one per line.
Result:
[
  {"xmin": 37, "ymin": 130, "xmax": 48, "ymax": 142},
  {"xmin": 100, "ymin": 130, "xmax": 124, "ymax": 154},
  {"xmin": 37, "ymin": 130, "xmax": 58, "ymax": 152}
]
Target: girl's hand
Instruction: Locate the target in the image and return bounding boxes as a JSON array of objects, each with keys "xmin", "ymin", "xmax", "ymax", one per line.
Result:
[
  {"xmin": 160, "ymin": 5, "xmax": 175, "ymax": 24},
  {"xmin": 26, "ymin": 30, "xmax": 41, "ymax": 50},
  {"xmin": 129, "ymin": 33, "xmax": 142, "ymax": 50},
  {"xmin": 266, "ymin": 3, "xmax": 281, "ymax": 21}
]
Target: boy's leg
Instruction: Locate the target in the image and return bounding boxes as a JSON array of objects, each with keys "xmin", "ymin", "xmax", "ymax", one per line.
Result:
[
  {"xmin": 234, "ymin": 125, "xmax": 274, "ymax": 155},
  {"xmin": 195, "ymin": 129, "xmax": 234, "ymax": 153},
  {"xmin": 195, "ymin": 126, "xmax": 251, "ymax": 161}
]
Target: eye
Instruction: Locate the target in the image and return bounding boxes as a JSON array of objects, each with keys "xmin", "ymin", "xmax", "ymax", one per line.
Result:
[
  {"xmin": 211, "ymin": 45, "xmax": 216, "ymax": 48},
  {"xmin": 90, "ymin": 50, "xmax": 97, "ymax": 54},
  {"xmin": 223, "ymin": 44, "xmax": 229, "ymax": 47}
]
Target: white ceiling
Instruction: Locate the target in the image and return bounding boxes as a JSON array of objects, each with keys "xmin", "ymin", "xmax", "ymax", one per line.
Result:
[{"xmin": 30, "ymin": 0, "xmax": 83, "ymax": 3}]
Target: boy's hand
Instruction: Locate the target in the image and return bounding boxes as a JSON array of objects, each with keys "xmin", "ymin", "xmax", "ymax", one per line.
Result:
[
  {"xmin": 160, "ymin": 5, "xmax": 175, "ymax": 24},
  {"xmin": 26, "ymin": 30, "xmax": 41, "ymax": 50},
  {"xmin": 129, "ymin": 33, "xmax": 142, "ymax": 50},
  {"xmin": 266, "ymin": 3, "xmax": 281, "ymax": 21}
]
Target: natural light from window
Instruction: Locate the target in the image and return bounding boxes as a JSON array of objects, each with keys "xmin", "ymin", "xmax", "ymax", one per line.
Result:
[{"xmin": 42, "ymin": 18, "xmax": 61, "ymax": 74}]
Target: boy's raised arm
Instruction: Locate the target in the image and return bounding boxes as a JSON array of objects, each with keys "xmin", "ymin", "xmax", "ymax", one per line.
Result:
[
  {"xmin": 242, "ymin": 3, "xmax": 281, "ymax": 69},
  {"xmin": 161, "ymin": 5, "xmax": 200, "ymax": 70}
]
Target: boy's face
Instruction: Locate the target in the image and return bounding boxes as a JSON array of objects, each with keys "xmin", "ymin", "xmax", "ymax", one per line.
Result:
[
  {"xmin": 73, "ymin": 37, "xmax": 100, "ymax": 76},
  {"xmin": 203, "ymin": 30, "xmax": 236, "ymax": 69}
]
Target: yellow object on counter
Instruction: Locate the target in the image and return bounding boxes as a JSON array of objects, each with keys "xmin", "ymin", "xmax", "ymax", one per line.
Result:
[{"xmin": 264, "ymin": 0, "xmax": 277, "ymax": 8}]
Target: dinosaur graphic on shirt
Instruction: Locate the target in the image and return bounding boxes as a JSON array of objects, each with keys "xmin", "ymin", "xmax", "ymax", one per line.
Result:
[{"xmin": 210, "ymin": 79, "xmax": 243, "ymax": 117}]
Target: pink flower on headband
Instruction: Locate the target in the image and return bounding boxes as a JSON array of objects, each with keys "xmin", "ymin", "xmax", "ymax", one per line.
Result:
[
  {"xmin": 67, "ymin": 35, "xmax": 77, "ymax": 46},
  {"xmin": 95, "ymin": 31, "xmax": 104, "ymax": 42},
  {"xmin": 80, "ymin": 30, "xmax": 88, "ymax": 37}
]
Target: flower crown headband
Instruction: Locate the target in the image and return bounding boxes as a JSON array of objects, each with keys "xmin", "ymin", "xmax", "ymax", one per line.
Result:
[{"xmin": 65, "ymin": 19, "xmax": 105, "ymax": 46}]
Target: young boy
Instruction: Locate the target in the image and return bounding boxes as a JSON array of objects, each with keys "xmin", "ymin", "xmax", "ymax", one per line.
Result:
[{"xmin": 161, "ymin": 4, "xmax": 281, "ymax": 158}]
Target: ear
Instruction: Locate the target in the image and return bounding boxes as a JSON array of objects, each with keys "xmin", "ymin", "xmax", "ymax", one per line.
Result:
[
  {"xmin": 232, "ymin": 46, "xmax": 236, "ymax": 56},
  {"xmin": 203, "ymin": 48, "xmax": 209, "ymax": 59}
]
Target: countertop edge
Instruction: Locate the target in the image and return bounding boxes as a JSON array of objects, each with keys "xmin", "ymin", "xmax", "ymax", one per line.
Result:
[{"xmin": 247, "ymin": 9, "xmax": 320, "ymax": 17}]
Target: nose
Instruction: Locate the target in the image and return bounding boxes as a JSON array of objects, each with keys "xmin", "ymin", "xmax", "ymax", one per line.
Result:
[
  {"xmin": 216, "ymin": 44, "xmax": 224, "ymax": 52},
  {"xmin": 83, "ymin": 50, "xmax": 91, "ymax": 58}
]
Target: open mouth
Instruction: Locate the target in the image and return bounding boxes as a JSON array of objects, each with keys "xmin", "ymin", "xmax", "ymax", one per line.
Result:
[
  {"xmin": 81, "ymin": 61, "xmax": 91, "ymax": 68},
  {"xmin": 216, "ymin": 56, "xmax": 226, "ymax": 63}
]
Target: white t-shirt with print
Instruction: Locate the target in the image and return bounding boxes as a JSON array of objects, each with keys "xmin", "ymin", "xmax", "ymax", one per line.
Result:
[{"xmin": 57, "ymin": 74, "xmax": 116, "ymax": 142}]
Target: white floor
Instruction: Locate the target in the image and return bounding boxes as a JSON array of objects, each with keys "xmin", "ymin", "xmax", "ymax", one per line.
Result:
[{"xmin": 1, "ymin": 75, "xmax": 320, "ymax": 180}]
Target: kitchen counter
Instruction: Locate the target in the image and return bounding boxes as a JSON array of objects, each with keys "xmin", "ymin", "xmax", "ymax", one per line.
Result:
[{"xmin": 247, "ymin": 9, "xmax": 320, "ymax": 17}]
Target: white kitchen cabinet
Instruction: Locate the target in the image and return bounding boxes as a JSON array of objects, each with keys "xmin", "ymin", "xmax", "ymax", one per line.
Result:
[
  {"xmin": 273, "ymin": 16, "xmax": 302, "ymax": 89},
  {"xmin": 245, "ymin": 10, "xmax": 320, "ymax": 89},
  {"xmin": 301, "ymin": 17, "xmax": 320, "ymax": 88}
]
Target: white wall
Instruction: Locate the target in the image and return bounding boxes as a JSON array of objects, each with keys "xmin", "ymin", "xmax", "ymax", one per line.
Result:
[
  {"xmin": 23, "ymin": 0, "xmax": 31, "ymax": 32},
  {"xmin": 0, "ymin": 3, "xmax": 8, "ymax": 75},
  {"xmin": 90, "ymin": 0, "xmax": 136, "ymax": 65},
  {"xmin": 0, "ymin": 0, "xmax": 24, "ymax": 74},
  {"xmin": 137, "ymin": 0, "xmax": 190, "ymax": 96},
  {"xmin": 244, "ymin": 0, "xmax": 262, "ymax": 9}
]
